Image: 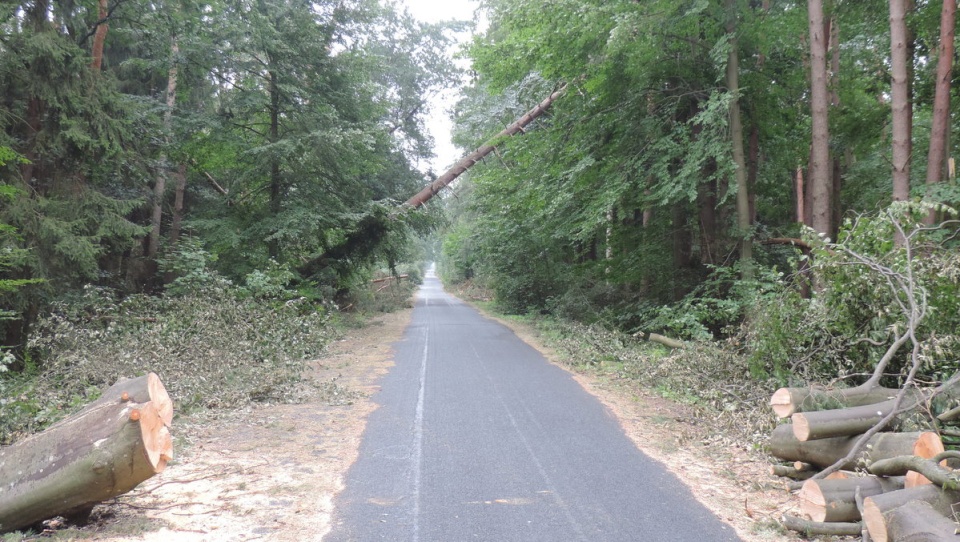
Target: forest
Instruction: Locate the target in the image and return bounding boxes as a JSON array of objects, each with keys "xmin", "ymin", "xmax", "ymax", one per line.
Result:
[
  {"xmin": 440, "ymin": 0, "xmax": 960, "ymax": 386},
  {"xmin": 4, "ymin": 0, "xmax": 960, "ymax": 496},
  {"xmin": 4, "ymin": 0, "xmax": 960, "ymax": 537}
]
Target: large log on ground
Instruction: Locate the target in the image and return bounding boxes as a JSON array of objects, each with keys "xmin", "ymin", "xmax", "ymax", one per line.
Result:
[
  {"xmin": 770, "ymin": 384, "xmax": 904, "ymax": 418},
  {"xmin": 864, "ymin": 486, "xmax": 960, "ymax": 542},
  {"xmin": 884, "ymin": 500, "xmax": 960, "ymax": 542},
  {"xmin": 79, "ymin": 373, "xmax": 173, "ymax": 427},
  {"xmin": 792, "ymin": 399, "xmax": 901, "ymax": 441},
  {"xmin": 799, "ymin": 476, "xmax": 904, "ymax": 522},
  {"xmin": 768, "ymin": 424, "xmax": 933, "ymax": 469},
  {"xmin": 781, "ymin": 514, "xmax": 862, "ymax": 537},
  {"xmin": 0, "ymin": 374, "xmax": 173, "ymax": 533}
]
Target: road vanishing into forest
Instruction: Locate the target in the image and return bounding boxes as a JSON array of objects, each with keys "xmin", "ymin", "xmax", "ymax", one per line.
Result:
[{"xmin": 325, "ymin": 267, "xmax": 741, "ymax": 542}]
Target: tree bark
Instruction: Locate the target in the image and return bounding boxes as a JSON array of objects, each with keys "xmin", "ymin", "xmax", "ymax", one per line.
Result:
[
  {"xmin": 924, "ymin": 0, "xmax": 956, "ymax": 225},
  {"xmin": 149, "ymin": 37, "xmax": 181, "ymax": 263},
  {"xmin": 90, "ymin": 0, "xmax": 108, "ymax": 72},
  {"xmin": 889, "ymin": 0, "xmax": 912, "ymax": 204},
  {"xmin": 0, "ymin": 374, "xmax": 173, "ymax": 533},
  {"xmin": 404, "ymin": 84, "xmax": 567, "ymax": 208},
  {"xmin": 770, "ymin": 464, "xmax": 815, "ymax": 480},
  {"xmin": 868, "ymin": 453, "xmax": 959, "ymax": 488},
  {"xmin": 807, "ymin": 0, "xmax": 833, "ymax": 237},
  {"xmin": 863, "ymin": 485, "xmax": 960, "ymax": 542},
  {"xmin": 768, "ymin": 424, "xmax": 935, "ymax": 469},
  {"xmin": 799, "ymin": 476, "xmax": 904, "ymax": 522},
  {"xmin": 781, "ymin": 514, "xmax": 862, "ymax": 537},
  {"xmin": 726, "ymin": 0, "xmax": 753, "ymax": 278},
  {"xmin": 791, "ymin": 398, "xmax": 901, "ymax": 441},
  {"xmin": 268, "ymin": 67, "xmax": 282, "ymax": 260},
  {"xmin": 883, "ymin": 500, "xmax": 960, "ymax": 542},
  {"xmin": 169, "ymin": 163, "xmax": 187, "ymax": 246},
  {"xmin": 770, "ymin": 384, "xmax": 903, "ymax": 418},
  {"xmin": 829, "ymin": 16, "xmax": 842, "ymax": 239}
]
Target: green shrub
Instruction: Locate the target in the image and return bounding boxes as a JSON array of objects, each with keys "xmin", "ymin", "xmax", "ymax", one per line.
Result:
[
  {"xmin": 0, "ymin": 285, "xmax": 338, "ymax": 444},
  {"xmin": 742, "ymin": 203, "xmax": 960, "ymax": 384}
]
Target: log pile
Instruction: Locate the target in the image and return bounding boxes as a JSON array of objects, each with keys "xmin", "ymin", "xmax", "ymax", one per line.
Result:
[
  {"xmin": 0, "ymin": 373, "xmax": 173, "ymax": 533},
  {"xmin": 766, "ymin": 383, "xmax": 960, "ymax": 540}
]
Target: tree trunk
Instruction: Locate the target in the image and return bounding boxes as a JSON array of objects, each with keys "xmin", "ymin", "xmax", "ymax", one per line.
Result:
[
  {"xmin": 697, "ymin": 179, "xmax": 718, "ymax": 266},
  {"xmin": 169, "ymin": 163, "xmax": 187, "ymax": 246},
  {"xmin": 883, "ymin": 500, "xmax": 960, "ymax": 542},
  {"xmin": 0, "ymin": 374, "xmax": 173, "ymax": 533},
  {"xmin": 924, "ymin": 0, "xmax": 956, "ymax": 225},
  {"xmin": 791, "ymin": 398, "xmax": 901, "ymax": 441},
  {"xmin": 890, "ymin": 0, "xmax": 912, "ymax": 204},
  {"xmin": 726, "ymin": 0, "xmax": 752, "ymax": 278},
  {"xmin": 268, "ymin": 68, "xmax": 282, "ymax": 260},
  {"xmin": 149, "ymin": 37, "xmax": 180, "ymax": 261},
  {"xmin": 799, "ymin": 476, "xmax": 904, "ymax": 523},
  {"xmin": 829, "ymin": 16, "xmax": 842, "ymax": 238},
  {"xmin": 770, "ymin": 383, "xmax": 903, "ymax": 418},
  {"xmin": 781, "ymin": 514, "xmax": 862, "ymax": 537},
  {"xmin": 807, "ymin": 0, "xmax": 832, "ymax": 237},
  {"xmin": 863, "ymin": 485, "xmax": 960, "ymax": 542},
  {"xmin": 90, "ymin": 0, "xmax": 108, "ymax": 72},
  {"xmin": 405, "ymin": 84, "xmax": 567, "ymax": 208},
  {"xmin": 768, "ymin": 424, "xmax": 935, "ymax": 469}
]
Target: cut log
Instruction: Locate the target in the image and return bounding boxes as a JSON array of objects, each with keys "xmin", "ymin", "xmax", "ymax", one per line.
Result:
[
  {"xmin": 905, "ymin": 432, "xmax": 947, "ymax": 488},
  {"xmin": 884, "ymin": 500, "xmax": 960, "ymax": 542},
  {"xmin": 799, "ymin": 476, "xmax": 904, "ymax": 522},
  {"xmin": 770, "ymin": 464, "xmax": 815, "ymax": 480},
  {"xmin": 0, "ymin": 377, "xmax": 173, "ymax": 533},
  {"xmin": 77, "ymin": 372, "xmax": 173, "ymax": 428},
  {"xmin": 768, "ymin": 424, "xmax": 932, "ymax": 469},
  {"xmin": 781, "ymin": 514, "xmax": 862, "ymax": 537},
  {"xmin": 770, "ymin": 384, "xmax": 903, "ymax": 418},
  {"xmin": 864, "ymin": 485, "xmax": 960, "ymax": 542},
  {"xmin": 792, "ymin": 398, "xmax": 900, "ymax": 441}
]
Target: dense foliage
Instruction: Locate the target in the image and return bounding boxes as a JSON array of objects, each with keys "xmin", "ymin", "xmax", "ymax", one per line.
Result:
[
  {"xmin": 0, "ymin": 0, "xmax": 456, "ymax": 359},
  {"xmin": 440, "ymin": 0, "xmax": 960, "ymax": 385}
]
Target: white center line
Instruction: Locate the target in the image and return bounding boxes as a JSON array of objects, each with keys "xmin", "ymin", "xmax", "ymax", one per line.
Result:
[{"xmin": 411, "ymin": 327, "xmax": 429, "ymax": 542}]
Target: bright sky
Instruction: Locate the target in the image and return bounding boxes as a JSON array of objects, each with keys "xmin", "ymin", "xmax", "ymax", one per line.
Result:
[{"xmin": 399, "ymin": 0, "xmax": 483, "ymax": 174}]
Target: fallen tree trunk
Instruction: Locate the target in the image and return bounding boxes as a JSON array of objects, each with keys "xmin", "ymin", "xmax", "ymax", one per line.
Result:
[
  {"xmin": 863, "ymin": 485, "xmax": 960, "ymax": 542},
  {"xmin": 781, "ymin": 514, "xmax": 862, "ymax": 537},
  {"xmin": 0, "ymin": 374, "xmax": 173, "ymax": 533},
  {"xmin": 770, "ymin": 384, "xmax": 904, "ymax": 418},
  {"xmin": 768, "ymin": 424, "xmax": 935, "ymax": 469},
  {"xmin": 883, "ymin": 500, "xmax": 960, "ymax": 542},
  {"xmin": 79, "ymin": 373, "xmax": 173, "ymax": 428},
  {"xmin": 792, "ymin": 398, "xmax": 903, "ymax": 441},
  {"xmin": 799, "ymin": 476, "xmax": 904, "ymax": 522},
  {"xmin": 370, "ymin": 274, "xmax": 408, "ymax": 284},
  {"xmin": 404, "ymin": 84, "xmax": 568, "ymax": 209},
  {"xmin": 769, "ymin": 464, "xmax": 815, "ymax": 480},
  {"xmin": 632, "ymin": 331, "xmax": 685, "ymax": 349}
]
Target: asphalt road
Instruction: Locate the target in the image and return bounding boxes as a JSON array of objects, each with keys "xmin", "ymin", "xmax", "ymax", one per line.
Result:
[{"xmin": 325, "ymin": 267, "xmax": 741, "ymax": 542}]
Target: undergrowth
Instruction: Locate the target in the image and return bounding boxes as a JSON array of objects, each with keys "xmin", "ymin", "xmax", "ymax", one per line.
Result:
[
  {"xmin": 517, "ymin": 316, "xmax": 778, "ymax": 448},
  {"xmin": 0, "ymin": 286, "xmax": 340, "ymax": 445}
]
